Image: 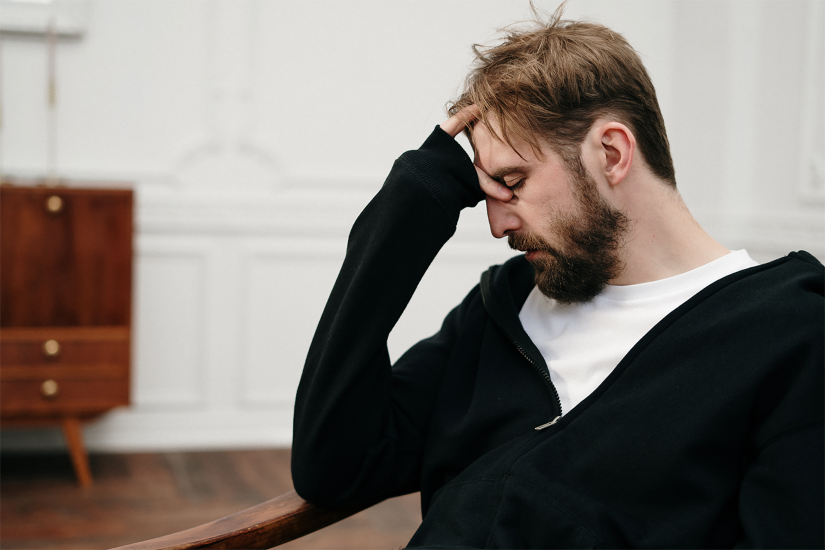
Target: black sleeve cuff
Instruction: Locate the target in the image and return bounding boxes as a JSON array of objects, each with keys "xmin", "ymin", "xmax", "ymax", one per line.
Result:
[{"xmin": 395, "ymin": 126, "xmax": 484, "ymax": 219}]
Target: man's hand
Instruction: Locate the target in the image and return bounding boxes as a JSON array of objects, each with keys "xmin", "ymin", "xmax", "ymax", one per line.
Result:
[
  {"xmin": 440, "ymin": 106, "xmax": 513, "ymax": 202},
  {"xmin": 440, "ymin": 104, "xmax": 479, "ymax": 139}
]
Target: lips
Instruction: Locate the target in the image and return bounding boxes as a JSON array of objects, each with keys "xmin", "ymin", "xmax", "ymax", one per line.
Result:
[{"xmin": 509, "ymin": 233, "xmax": 549, "ymax": 262}]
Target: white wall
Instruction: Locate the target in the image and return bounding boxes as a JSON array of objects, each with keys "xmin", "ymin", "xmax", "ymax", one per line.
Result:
[{"xmin": 1, "ymin": 0, "xmax": 822, "ymax": 452}]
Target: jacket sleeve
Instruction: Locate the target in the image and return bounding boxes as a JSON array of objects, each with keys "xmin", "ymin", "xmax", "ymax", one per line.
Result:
[
  {"xmin": 736, "ymin": 258, "xmax": 824, "ymax": 549},
  {"xmin": 291, "ymin": 126, "xmax": 484, "ymax": 507},
  {"xmin": 735, "ymin": 421, "xmax": 824, "ymax": 549}
]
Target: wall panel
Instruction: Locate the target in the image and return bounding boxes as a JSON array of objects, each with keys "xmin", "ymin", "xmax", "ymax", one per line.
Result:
[
  {"xmin": 240, "ymin": 245, "xmax": 344, "ymax": 407},
  {"xmin": 133, "ymin": 244, "xmax": 208, "ymax": 409}
]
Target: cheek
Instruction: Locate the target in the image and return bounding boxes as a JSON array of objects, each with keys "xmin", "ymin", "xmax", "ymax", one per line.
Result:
[
  {"xmin": 528, "ymin": 167, "xmax": 577, "ymax": 208},
  {"xmin": 528, "ymin": 188, "xmax": 575, "ymax": 228}
]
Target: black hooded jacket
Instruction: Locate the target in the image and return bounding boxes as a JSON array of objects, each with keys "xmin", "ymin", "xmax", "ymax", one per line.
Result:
[{"xmin": 291, "ymin": 127, "xmax": 824, "ymax": 548}]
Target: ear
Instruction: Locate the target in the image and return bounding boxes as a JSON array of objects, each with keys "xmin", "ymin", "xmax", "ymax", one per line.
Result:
[{"xmin": 595, "ymin": 122, "xmax": 635, "ymax": 187}]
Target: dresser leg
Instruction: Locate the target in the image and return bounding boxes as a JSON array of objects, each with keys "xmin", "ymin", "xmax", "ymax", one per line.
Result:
[{"xmin": 61, "ymin": 417, "xmax": 92, "ymax": 488}]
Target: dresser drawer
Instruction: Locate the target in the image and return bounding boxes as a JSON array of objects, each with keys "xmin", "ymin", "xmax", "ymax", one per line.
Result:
[
  {"xmin": 0, "ymin": 326, "xmax": 130, "ymax": 417},
  {"xmin": 0, "ymin": 326, "xmax": 129, "ymax": 366},
  {"xmin": 0, "ymin": 377, "xmax": 129, "ymax": 416}
]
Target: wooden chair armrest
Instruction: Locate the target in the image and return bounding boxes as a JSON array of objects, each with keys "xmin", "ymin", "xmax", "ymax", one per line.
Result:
[{"xmin": 110, "ymin": 490, "xmax": 376, "ymax": 550}]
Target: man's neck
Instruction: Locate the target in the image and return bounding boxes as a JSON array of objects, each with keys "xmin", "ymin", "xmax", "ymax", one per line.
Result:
[{"xmin": 608, "ymin": 178, "xmax": 730, "ymax": 286}]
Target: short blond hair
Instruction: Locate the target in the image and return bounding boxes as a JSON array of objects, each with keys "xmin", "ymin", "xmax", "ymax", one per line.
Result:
[{"xmin": 449, "ymin": 6, "xmax": 676, "ymax": 186}]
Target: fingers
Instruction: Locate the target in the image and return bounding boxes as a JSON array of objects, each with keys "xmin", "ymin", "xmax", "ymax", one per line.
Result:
[
  {"xmin": 440, "ymin": 105, "xmax": 510, "ymax": 201},
  {"xmin": 475, "ymin": 165, "xmax": 513, "ymax": 202},
  {"xmin": 440, "ymin": 105, "xmax": 480, "ymax": 138}
]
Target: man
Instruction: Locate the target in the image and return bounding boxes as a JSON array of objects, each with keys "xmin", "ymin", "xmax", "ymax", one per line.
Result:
[{"xmin": 291, "ymin": 10, "xmax": 824, "ymax": 548}]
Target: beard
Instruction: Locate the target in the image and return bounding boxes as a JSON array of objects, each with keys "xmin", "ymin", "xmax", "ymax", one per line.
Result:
[{"xmin": 508, "ymin": 161, "xmax": 629, "ymax": 305}]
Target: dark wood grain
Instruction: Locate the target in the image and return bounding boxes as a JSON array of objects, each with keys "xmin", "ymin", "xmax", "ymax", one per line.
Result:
[
  {"xmin": 111, "ymin": 490, "xmax": 379, "ymax": 550},
  {"xmin": 61, "ymin": 417, "xmax": 92, "ymax": 488},
  {"xmin": 0, "ymin": 186, "xmax": 133, "ymax": 327}
]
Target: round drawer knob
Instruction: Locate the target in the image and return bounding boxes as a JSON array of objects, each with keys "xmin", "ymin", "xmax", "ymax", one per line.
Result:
[
  {"xmin": 42, "ymin": 339, "xmax": 61, "ymax": 357},
  {"xmin": 41, "ymin": 379, "xmax": 59, "ymax": 398},
  {"xmin": 45, "ymin": 195, "xmax": 63, "ymax": 214}
]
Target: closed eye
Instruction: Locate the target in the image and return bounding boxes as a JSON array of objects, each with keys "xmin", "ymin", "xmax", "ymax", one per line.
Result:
[{"xmin": 504, "ymin": 178, "xmax": 525, "ymax": 191}]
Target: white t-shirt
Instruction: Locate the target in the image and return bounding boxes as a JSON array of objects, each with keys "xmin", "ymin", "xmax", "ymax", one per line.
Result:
[{"xmin": 518, "ymin": 250, "xmax": 759, "ymax": 415}]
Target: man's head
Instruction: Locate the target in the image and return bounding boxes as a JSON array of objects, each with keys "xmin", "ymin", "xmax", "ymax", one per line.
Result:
[
  {"xmin": 451, "ymin": 7, "xmax": 677, "ymax": 303},
  {"xmin": 448, "ymin": 6, "xmax": 675, "ymax": 186}
]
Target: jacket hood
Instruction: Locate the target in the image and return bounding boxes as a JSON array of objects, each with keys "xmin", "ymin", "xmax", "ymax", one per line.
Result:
[
  {"xmin": 480, "ymin": 254, "xmax": 548, "ymax": 374},
  {"xmin": 480, "ymin": 254, "xmax": 535, "ymax": 315}
]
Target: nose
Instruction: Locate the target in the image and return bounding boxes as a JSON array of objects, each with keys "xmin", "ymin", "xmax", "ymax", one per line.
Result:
[{"xmin": 485, "ymin": 195, "xmax": 521, "ymax": 238}]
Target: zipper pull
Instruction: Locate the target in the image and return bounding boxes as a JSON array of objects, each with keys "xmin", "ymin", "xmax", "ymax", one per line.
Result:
[{"xmin": 535, "ymin": 416, "xmax": 561, "ymax": 431}]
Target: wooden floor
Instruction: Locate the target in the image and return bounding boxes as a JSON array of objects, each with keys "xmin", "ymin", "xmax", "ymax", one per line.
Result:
[{"xmin": 0, "ymin": 449, "xmax": 421, "ymax": 549}]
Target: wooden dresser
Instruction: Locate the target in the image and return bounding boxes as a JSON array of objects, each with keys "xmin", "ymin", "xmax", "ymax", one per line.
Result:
[{"xmin": 0, "ymin": 183, "xmax": 133, "ymax": 487}]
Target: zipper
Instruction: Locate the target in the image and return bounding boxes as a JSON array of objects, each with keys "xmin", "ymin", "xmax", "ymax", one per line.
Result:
[
  {"xmin": 535, "ymin": 416, "xmax": 561, "ymax": 431},
  {"xmin": 480, "ymin": 267, "xmax": 563, "ymax": 431},
  {"xmin": 510, "ymin": 339, "xmax": 563, "ymax": 430}
]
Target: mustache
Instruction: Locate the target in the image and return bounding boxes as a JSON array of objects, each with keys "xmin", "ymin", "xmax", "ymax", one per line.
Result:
[{"xmin": 508, "ymin": 233, "xmax": 556, "ymax": 255}]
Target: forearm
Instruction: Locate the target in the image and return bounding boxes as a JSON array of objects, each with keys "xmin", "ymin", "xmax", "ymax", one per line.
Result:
[{"xmin": 291, "ymin": 127, "xmax": 482, "ymax": 506}]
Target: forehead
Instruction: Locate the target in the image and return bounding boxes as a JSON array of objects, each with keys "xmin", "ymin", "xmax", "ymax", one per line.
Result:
[{"xmin": 471, "ymin": 117, "xmax": 550, "ymax": 176}]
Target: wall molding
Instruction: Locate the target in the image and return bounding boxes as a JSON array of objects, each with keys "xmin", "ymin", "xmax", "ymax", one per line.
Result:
[
  {"xmin": 0, "ymin": 408, "xmax": 294, "ymax": 452},
  {"xmin": 0, "ymin": 0, "xmax": 90, "ymax": 37},
  {"xmin": 132, "ymin": 240, "xmax": 211, "ymax": 409},
  {"xmin": 237, "ymin": 244, "xmax": 345, "ymax": 409},
  {"xmin": 168, "ymin": 0, "xmax": 286, "ymax": 193},
  {"xmin": 799, "ymin": 0, "xmax": 825, "ymax": 202},
  {"xmin": 84, "ymin": 408, "xmax": 294, "ymax": 452},
  {"xmin": 720, "ymin": 1, "xmax": 761, "ymax": 214}
]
